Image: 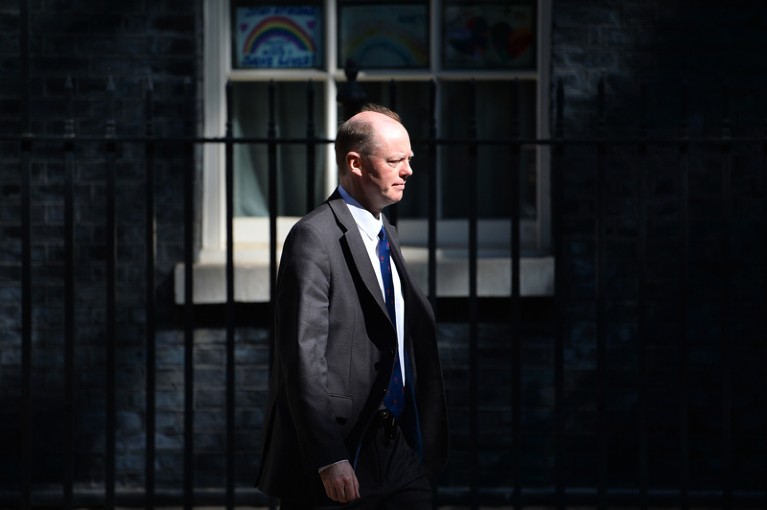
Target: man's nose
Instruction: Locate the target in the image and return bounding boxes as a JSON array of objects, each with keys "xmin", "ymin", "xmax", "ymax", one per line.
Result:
[{"xmin": 402, "ymin": 160, "xmax": 413, "ymax": 177}]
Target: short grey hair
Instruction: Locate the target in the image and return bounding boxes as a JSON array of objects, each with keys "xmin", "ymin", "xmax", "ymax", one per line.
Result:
[{"xmin": 335, "ymin": 104, "xmax": 401, "ymax": 173}]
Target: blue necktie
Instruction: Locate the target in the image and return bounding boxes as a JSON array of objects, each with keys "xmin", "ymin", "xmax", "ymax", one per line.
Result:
[{"xmin": 379, "ymin": 226, "xmax": 404, "ymax": 417}]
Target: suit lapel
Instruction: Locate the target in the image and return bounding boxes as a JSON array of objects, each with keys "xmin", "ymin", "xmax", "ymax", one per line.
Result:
[
  {"xmin": 327, "ymin": 195, "xmax": 390, "ymax": 323},
  {"xmin": 383, "ymin": 218, "xmax": 411, "ymax": 298}
]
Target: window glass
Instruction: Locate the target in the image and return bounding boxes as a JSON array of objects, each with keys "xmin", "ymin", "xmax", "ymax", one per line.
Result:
[
  {"xmin": 443, "ymin": 1, "xmax": 536, "ymax": 69},
  {"xmin": 232, "ymin": 82, "xmax": 327, "ymax": 217},
  {"xmin": 232, "ymin": 3, "xmax": 323, "ymax": 69},
  {"xmin": 222, "ymin": 1, "xmax": 543, "ymax": 236},
  {"xmin": 441, "ymin": 80, "xmax": 537, "ymax": 219},
  {"xmin": 338, "ymin": 2, "xmax": 429, "ymax": 69}
]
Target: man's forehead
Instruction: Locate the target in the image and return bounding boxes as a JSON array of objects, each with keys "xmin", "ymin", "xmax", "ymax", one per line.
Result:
[{"xmin": 372, "ymin": 130, "xmax": 412, "ymax": 154}]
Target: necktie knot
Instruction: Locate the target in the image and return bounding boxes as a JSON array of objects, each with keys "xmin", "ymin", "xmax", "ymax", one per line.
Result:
[{"xmin": 378, "ymin": 226, "xmax": 387, "ymax": 247}]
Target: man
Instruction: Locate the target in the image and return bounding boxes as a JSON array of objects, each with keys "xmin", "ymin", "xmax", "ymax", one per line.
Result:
[{"xmin": 257, "ymin": 104, "xmax": 449, "ymax": 509}]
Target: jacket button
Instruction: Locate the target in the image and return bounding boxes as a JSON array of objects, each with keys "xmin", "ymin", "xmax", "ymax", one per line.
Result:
[{"xmin": 389, "ymin": 349, "xmax": 395, "ymax": 355}]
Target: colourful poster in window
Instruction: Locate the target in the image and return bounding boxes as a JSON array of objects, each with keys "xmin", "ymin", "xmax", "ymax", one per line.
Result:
[
  {"xmin": 444, "ymin": 2, "xmax": 535, "ymax": 69},
  {"xmin": 339, "ymin": 4, "xmax": 428, "ymax": 69},
  {"xmin": 235, "ymin": 6, "xmax": 322, "ymax": 68}
]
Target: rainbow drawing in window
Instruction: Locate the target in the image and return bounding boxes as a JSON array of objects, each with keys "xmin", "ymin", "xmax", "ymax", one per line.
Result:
[
  {"xmin": 236, "ymin": 6, "xmax": 322, "ymax": 68},
  {"xmin": 339, "ymin": 4, "xmax": 428, "ymax": 69}
]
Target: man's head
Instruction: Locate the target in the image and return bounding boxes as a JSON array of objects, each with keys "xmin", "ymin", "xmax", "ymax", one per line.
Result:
[{"xmin": 335, "ymin": 104, "xmax": 413, "ymax": 217}]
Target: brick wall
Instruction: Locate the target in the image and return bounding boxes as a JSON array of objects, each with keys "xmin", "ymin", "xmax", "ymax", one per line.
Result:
[
  {"xmin": 549, "ymin": 0, "xmax": 767, "ymax": 495},
  {"xmin": 0, "ymin": 0, "xmax": 203, "ymax": 493},
  {"xmin": 0, "ymin": 0, "xmax": 765, "ymax": 504}
]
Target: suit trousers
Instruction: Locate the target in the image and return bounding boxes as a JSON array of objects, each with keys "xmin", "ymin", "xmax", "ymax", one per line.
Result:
[{"xmin": 279, "ymin": 411, "xmax": 433, "ymax": 510}]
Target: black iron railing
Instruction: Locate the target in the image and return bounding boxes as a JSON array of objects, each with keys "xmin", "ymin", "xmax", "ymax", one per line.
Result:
[{"xmin": 2, "ymin": 73, "xmax": 766, "ymax": 510}]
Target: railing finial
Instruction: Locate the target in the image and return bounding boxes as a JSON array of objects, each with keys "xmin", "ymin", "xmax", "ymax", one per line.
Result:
[{"xmin": 336, "ymin": 58, "xmax": 367, "ymax": 121}]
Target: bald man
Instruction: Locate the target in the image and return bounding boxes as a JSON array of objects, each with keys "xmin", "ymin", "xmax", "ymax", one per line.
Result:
[{"xmin": 257, "ymin": 104, "xmax": 449, "ymax": 509}]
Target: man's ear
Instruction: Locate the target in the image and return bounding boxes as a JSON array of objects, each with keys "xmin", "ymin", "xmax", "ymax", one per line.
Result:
[{"xmin": 347, "ymin": 152, "xmax": 364, "ymax": 176}]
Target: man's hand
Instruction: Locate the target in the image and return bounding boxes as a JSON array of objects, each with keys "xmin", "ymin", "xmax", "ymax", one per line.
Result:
[{"xmin": 319, "ymin": 460, "xmax": 360, "ymax": 503}]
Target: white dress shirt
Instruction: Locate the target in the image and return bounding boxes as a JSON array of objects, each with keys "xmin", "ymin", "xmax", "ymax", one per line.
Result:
[{"xmin": 338, "ymin": 186, "xmax": 406, "ymax": 382}]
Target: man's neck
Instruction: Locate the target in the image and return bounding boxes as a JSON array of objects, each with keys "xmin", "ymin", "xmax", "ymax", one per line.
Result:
[{"xmin": 338, "ymin": 183, "xmax": 381, "ymax": 219}]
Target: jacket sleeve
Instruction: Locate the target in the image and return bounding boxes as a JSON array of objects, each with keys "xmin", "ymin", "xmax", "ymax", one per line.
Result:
[{"xmin": 276, "ymin": 222, "xmax": 349, "ymax": 471}]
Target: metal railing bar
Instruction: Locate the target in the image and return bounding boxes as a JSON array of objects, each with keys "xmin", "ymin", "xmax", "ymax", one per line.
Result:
[
  {"xmin": 388, "ymin": 79, "xmax": 399, "ymax": 227},
  {"xmin": 467, "ymin": 80, "xmax": 479, "ymax": 510},
  {"xmin": 5, "ymin": 134, "xmax": 767, "ymax": 145},
  {"xmin": 63, "ymin": 75, "xmax": 76, "ymax": 510},
  {"xmin": 224, "ymin": 81, "xmax": 237, "ymax": 510},
  {"xmin": 426, "ymin": 79, "xmax": 439, "ymax": 509},
  {"xmin": 6, "ymin": 69, "xmax": 767, "ymax": 510},
  {"xmin": 5, "ymin": 485, "xmax": 765, "ymax": 508},
  {"xmin": 104, "ymin": 75, "xmax": 118, "ymax": 510},
  {"xmin": 306, "ymin": 81, "xmax": 317, "ymax": 212},
  {"xmin": 265, "ymin": 82, "xmax": 279, "ymax": 510},
  {"xmin": 435, "ymin": 486, "xmax": 767, "ymax": 506},
  {"xmin": 509, "ymin": 78, "xmax": 523, "ymax": 510},
  {"xmin": 594, "ymin": 77, "xmax": 608, "ymax": 510},
  {"xmin": 19, "ymin": 0, "xmax": 32, "ymax": 507},
  {"xmin": 552, "ymin": 79, "xmax": 567, "ymax": 510},
  {"xmin": 719, "ymin": 93, "xmax": 734, "ymax": 510},
  {"xmin": 267, "ymin": 80, "xmax": 279, "ymax": 354},
  {"xmin": 19, "ymin": 122, "xmax": 32, "ymax": 510},
  {"xmin": 636, "ymin": 82, "xmax": 649, "ymax": 510},
  {"xmin": 678, "ymin": 82, "xmax": 691, "ymax": 510},
  {"xmin": 762, "ymin": 111, "xmax": 767, "ymax": 510},
  {"xmin": 143, "ymin": 75, "xmax": 157, "ymax": 510},
  {"xmin": 427, "ymin": 80, "xmax": 438, "ymax": 309},
  {"xmin": 182, "ymin": 78, "xmax": 196, "ymax": 510}
]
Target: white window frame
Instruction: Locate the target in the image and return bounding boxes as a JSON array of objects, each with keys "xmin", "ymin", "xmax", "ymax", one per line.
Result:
[{"xmin": 184, "ymin": 0, "xmax": 553, "ymax": 302}]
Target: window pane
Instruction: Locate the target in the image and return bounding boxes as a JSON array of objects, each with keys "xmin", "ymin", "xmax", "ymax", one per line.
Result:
[
  {"xmin": 338, "ymin": 2, "xmax": 429, "ymax": 69},
  {"xmin": 232, "ymin": 3, "xmax": 323, "ymax": 69},
  {"xmin": 232, "ymin": 82, "xmax": 327, "ymax": 217},
  {"xmin": 443, "ymin": 1, "xmax": 536, "ymax": 69},
  {"xmin": 441, "ymin": 80, "xmax": 537, "ymax": 219},
  {"xmin": 337, "ymin": 80, "xmax": 537, "ymax": 220}
]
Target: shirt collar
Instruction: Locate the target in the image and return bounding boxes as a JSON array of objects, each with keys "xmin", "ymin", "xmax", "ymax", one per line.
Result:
[{"xmin": 338, "ymin": 185, "xmax": 383, "ymax": 241}]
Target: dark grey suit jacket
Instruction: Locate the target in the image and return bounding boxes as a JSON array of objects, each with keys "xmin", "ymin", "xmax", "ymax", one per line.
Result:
[{"xmin": 256, "ymin": 190, "xmax": 449, "ymax": 497}]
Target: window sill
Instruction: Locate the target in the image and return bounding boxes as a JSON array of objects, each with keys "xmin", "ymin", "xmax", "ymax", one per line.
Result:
[{"xmin": 174, "ymin": 248, "xmax": 554, "ymax": 304}]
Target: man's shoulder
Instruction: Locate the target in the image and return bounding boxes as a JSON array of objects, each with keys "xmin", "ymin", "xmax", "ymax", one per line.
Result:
[
  {"xmin": 280, "ymin": 200, "xmax": 349, "ymax": 266},
  {"xmin": 294, "ymin": 200, "xmax": 334, "ymax": 229},
  {"xmin": 294, "ymin": 196, "xmax": 348, "ymax": 230},
  {"xmin": 282, "ymin": 203, "xmax": 338, "ymax": 250}
]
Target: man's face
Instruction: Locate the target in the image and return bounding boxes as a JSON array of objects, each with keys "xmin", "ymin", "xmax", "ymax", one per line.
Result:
[{"xmin": 358, "ymin": 117, "xmax": 414, "ymax": 213}]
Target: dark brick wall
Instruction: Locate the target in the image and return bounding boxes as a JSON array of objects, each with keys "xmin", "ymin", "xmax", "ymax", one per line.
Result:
[
  {"xmin": 0, "ymin": 0, "xmax": 205, "ymax": 494},
  {"xmin": 548, "ymin": 0, "xmax": 767, "ymax": 496},
  {"xmin": 553, "ymin": 0, "xmax": 767, "ymax": 133},
  {"xmin": 0, "ymin": 0, "xmax": 765, "ymax": 505}
]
